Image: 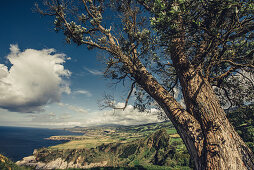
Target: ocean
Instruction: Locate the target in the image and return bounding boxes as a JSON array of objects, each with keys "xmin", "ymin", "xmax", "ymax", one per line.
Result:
[{"xmin": 0, "ymin": 126, "xmax": 82, "ymax": 162}]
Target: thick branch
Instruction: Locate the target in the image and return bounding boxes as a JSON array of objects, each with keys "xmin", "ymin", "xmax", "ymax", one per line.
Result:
[{"xmin": 220, "ymin": 60, "xmax": 254, "ymax": 68}]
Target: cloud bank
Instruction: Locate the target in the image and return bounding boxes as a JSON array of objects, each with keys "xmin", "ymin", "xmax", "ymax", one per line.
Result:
[
  {"xmin": 0, "ymin": 45, "xmax": 71, "ymax": 113},
  {"xmin": 58, "ymin": 102, "xmax": 88, "ymax": 114},
  {"xmin": 84, "ymin": 103, "xmax": 163, "ymax": 126},
  {"xmin": 30, "ymin": 112, "xmax": 81, "ymax": 127}
]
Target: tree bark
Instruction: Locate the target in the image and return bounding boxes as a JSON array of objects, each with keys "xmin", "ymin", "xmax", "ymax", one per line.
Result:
[
  {"xmin": 177, "ymin": 65, "xmax": 254, "ymax": 169},
  {"xmin": 111, "ymin": 42, "xmax": 254, "ymax": 169},
  {"xmin": 131, "ymin": 65, "xmax": 205, "ymax": 169},
  {"xmin": 168, "ymin": 35, "xmax": 254, "ymax": 169}
]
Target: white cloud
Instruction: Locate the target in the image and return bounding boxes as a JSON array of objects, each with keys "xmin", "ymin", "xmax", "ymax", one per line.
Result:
[
  {"xmin": 83, "ymin": 102, "xmax": 162, "ymax": 126},
  {"xmin": 31, "ymin": 112, "xmax": 56, "ymax": 122},
  {"xmin": 59, "ymin": 114, "xmax": 72, "ymax": 120},
  {"xmin": 84, "ymin": 67, "xmax": 104, "ymax": 76},
  {"xmin": 58, "ymin": 103, "xmax": 88, "ymax": 114},
  {"xmin": 0, "ymin": 44, "xmax": 71, "ymax": 113},
  {"xmin": 68, "ymin": 105, "xmax": 88, "ymax": 114},
  {"xmin": 73, "ymin": 90, "xmax": 92, "ymax": 96},
  {"xmin": 29, "ymin": 112, "xmax": 80, "ymax": 128}
]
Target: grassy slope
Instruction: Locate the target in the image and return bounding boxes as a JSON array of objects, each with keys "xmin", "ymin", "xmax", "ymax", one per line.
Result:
[
  {"xmin": 50, "ymin": 121, "xmax": 180, "ymax": 150},
  {"xmin": 35, "ymin": 121, "xmax": 193, "ymax": 169}
]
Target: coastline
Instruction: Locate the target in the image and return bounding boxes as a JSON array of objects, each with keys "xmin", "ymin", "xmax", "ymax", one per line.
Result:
[{"xmin": 0, "ymin": 126, "xmax": 83, "ymax": 162}]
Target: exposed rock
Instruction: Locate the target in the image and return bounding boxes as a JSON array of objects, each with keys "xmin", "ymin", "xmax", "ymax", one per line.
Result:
[{"xmin": 16, "ymin": 155, "xmax": 107, "ymax": 169}]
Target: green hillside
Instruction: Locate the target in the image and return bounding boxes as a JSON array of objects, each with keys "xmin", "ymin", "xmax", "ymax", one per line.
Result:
[
  {"xmin": 35, "ymin": 129, "xmax": 192, "ymax": 169},
  {"xmin": 32, "ymin": 121, "xmax": 193, "ymax": 169}
]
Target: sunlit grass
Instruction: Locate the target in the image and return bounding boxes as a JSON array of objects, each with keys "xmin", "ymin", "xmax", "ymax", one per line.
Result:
[{"xmin": 50, "ymin": 137, "xmax": 119, "ymax": 149}]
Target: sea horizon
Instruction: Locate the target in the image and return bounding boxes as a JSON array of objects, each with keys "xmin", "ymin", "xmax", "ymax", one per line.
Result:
[{"xmin": 0, "ymin": 126, "xmax": 82, "ymax": 162}]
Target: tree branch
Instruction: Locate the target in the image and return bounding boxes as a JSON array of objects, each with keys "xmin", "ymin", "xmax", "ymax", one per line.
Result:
[
  {"xmin": 235, "ymin": 70, "xmax": 254, "ymax": 87},
  {"xmin": 228, "ymin": 24, "xmax": 254, "ymax": 40},
  {"xmin": 221, "ymin": 86, "xmax": 233, "ymax": 110},
  {"xmin": 113, "ymin": 82, "xmax": 136, "ymax": 110},
  {"xmin": 136, "ymin": 0, "xmax": 152, "ymax": 11},
  {"xmin": 211, "ymin": 67, "xmax": 236, "ymax": 83},
  {"xmin": 220, "ymin": 60, "xmax": 254, "ymax": 68}
]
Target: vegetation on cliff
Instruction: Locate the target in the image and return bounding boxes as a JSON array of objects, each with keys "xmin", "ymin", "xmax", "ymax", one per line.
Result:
[
  {"xmin": 0, "ymin": 154, "xmax": 31, "ymax": 170},
  {"xmin": 34, "ymin": 122, "xmax": 192, "ymax": 169}
]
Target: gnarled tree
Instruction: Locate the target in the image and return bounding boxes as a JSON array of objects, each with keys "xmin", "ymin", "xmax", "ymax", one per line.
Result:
[{"xmin": 38, "ymin": 0, "xmax": 254, "ymax": 169}]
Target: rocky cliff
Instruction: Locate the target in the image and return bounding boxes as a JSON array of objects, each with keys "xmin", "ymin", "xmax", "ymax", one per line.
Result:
[{"xmin": 16, "ymin": 155, "xmax": 107, "ymax": 169}]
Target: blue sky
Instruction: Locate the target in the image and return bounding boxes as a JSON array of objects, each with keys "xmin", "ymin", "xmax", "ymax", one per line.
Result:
[{"xmin": 0, "ymin": 0, "xmax": 161, "ymax": 127}]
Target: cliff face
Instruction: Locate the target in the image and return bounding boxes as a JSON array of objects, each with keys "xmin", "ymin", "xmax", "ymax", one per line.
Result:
[{"xmin": 16, "ymin": 129, "xmax": 191, "ymax": 169}]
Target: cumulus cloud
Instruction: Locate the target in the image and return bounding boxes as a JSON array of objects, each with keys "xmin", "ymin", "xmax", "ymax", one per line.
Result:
[
  {"xmin": 84, "ymin": 102, "xmax": 162, "ymax": 126},
  {"xmin": 0, "ymin": 44, "xmax": 71, "ymax": 113}
]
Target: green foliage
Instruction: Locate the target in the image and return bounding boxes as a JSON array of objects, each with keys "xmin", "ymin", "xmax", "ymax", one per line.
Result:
[
  {"xmin": 0, "ymin": 154, "xmax": 32, "ymax": 170},
  {"xmin": 226, "ymin": 104, "xmax": 254, "ymax": 152},
  {"xmin": 119, "ymin": 144, "xmax": 138, "ymax": 158},
  {"xmin": 148, "ymin": 0, "xmax": 254, "ymax": 107}
]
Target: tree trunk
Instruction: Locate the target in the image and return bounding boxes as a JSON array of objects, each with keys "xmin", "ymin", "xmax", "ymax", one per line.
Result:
[
  {"xmin": 165, "ymin": 30, "xmax": 254, "ymax": 169},
  {"xmin": 112, "ymin": 42, "xmax": 254, "ymax": 169},
  {"xmin": 176, "ymin": 66, "xmax": 254, "ymax": 169},
  {"xmin": 131, "ymin": 66, "xmax": 205, "ymax": 169}
]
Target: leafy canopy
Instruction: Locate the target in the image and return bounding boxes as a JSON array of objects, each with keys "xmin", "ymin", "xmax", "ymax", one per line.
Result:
[{"xmin": 37, "ymin": 0, "xmax": 254, "ymax": 110}]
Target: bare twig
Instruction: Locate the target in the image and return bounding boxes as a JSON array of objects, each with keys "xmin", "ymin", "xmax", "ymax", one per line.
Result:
[
  {"xmin": 113, "ymin": 82, "xmax": 136, "ymax": 110},
  {"xmin": 211, "ymin": 67, "xmax": 236, "ymax": 83}
]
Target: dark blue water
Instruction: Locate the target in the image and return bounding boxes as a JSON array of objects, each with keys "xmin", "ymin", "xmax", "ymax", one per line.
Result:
[{"xmin": 0, "ymin": 126, "xmax": 82, "ymax": 162}]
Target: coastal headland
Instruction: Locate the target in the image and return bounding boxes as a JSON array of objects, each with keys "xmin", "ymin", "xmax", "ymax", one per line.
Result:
[{"xmin": 16, "ymin": 121, "xmax": 191, "ymax": 169}]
